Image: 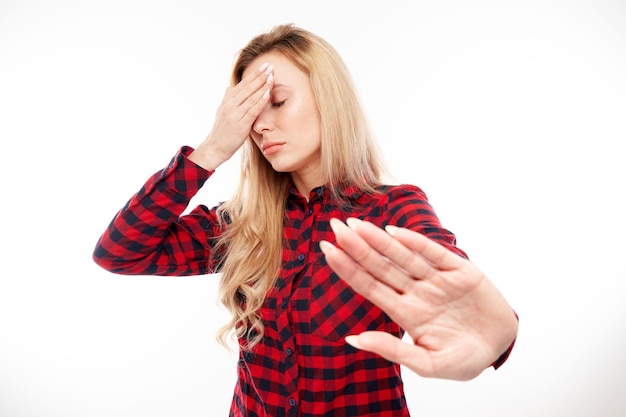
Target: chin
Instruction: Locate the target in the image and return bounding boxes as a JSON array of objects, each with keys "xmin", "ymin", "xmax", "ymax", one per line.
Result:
[
  {"xmin": 267, "ymin": 160, "xmax": 297, "ymax": 173},
  {"xmin": 270, "ymin": 166, "xmax": 295, "ymax": 174}
]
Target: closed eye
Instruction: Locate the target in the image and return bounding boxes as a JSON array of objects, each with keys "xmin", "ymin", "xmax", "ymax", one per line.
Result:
[{"xmin": 272, "ymin": 100, "xmax": 286, "ymax": 108}]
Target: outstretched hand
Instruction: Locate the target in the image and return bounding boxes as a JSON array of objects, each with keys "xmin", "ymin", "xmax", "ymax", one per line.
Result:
[{"xmin": 319, "ymin": 218, "xmax": 518, "ymax": 381}]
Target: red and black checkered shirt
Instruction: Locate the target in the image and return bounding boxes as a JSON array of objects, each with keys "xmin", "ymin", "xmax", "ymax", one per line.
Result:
[{"xmin": 94, "ymin": 146, "xmax": 509, "ymax": 416}]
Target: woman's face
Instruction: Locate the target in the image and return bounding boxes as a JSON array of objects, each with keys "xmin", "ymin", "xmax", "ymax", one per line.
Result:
[{"xmin": 244, "ymin": 51, "xmax": 322, "ymax": 183}]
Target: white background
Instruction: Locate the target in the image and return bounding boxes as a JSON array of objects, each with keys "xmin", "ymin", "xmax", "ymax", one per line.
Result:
[{"xmin": 1, "ymin": 0, "xmax": 625, "ymax": 416}]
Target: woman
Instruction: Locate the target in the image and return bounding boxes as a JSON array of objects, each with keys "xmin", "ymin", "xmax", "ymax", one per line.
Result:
[{"xmin": 93, "ymin": 23, "xmax": 518, "ymax": 416}]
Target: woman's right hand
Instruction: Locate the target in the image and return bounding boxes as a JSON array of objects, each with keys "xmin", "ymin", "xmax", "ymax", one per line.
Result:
[{"xmin": 189, "ymin": 62, "xmax": 274, "ymax": 171}]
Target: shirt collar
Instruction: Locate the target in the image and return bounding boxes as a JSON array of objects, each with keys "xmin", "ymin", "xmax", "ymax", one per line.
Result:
[{"xmin": 286, "ymin": 181, "xmax": 366, "ymax": 204}]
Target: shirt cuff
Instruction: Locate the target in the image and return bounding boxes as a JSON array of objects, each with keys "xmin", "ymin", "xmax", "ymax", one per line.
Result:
[
  {"xmin": 491, "ymin": 310, "xmax": 519, "ymax": 369},
  {"xmin": 491, "ymin": 337, "xmax": 516, "ymax": 369}
]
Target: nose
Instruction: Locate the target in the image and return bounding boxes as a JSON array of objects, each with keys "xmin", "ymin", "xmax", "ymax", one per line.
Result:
[{"xmin": 251, "ymin": 104, "xmax": 273, "ymax": 135}]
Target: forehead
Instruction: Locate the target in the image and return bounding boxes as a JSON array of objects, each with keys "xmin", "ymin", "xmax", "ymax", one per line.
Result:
[{"xmin": 243, "ymin": 51, "xmax": 307, "ymax": 82}]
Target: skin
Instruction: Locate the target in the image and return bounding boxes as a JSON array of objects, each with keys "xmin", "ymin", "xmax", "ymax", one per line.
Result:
[
  {"xmin": 247, "ymin": 52, "xmax": 323, "ymax": 198},
  {"xmin": 320, "ymin": 219, "xmax": 519, "ymax": 380},
  {"xmin": 189, "ymin": 51, "xmax": 323, "ymax": 198},
  {"xmin": 189, "ymin": 51, "xmax": 519, "ymax": 381},
  {"xmin": 188, "ymin": 57, "xmax": 275, "ymax": 172}
]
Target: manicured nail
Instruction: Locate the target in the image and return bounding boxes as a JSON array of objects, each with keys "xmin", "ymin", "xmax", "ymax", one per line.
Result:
[
  {"xmin": 329, "ymin": 218, "xmax": 344, "ymax": 233},
  {"xmin": 266, "ymin": 73, "xmax": 274, "ymax": 85},
  {"xmin": 264, "ymin": 64, "xmax": 273, "ymax": 75},
  {"xmin": 385, "ymin": 225, "xmax": 399, "ymax": 236},
  {"xmin": 346, "ymin": 217, "xmax": 362, "ymax": 230},
  {"xmin": 345, "ymin": 335, "xmax": 362, "ymax": 349},
  {"xmin": 258, "ymin": 62, "xmax": 269, "ymax": 72},
  {"xmin": 319, "ymin": 240, "xmax": 337, "ymax": 255},
  {"xmin": 262, "ymin": 89, "xmax": 270, "ymax": 99}
]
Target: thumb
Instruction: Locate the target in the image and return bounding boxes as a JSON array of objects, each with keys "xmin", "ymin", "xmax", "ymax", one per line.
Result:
[{"xmin": 345, "ymin": 331, "xmax": 433, "ymax": 377}]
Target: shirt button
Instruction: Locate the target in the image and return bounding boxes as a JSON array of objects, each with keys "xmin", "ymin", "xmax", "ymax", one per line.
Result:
[
  {"xmin": 286, "ymin": 347, "xmax": 293, "ymax": 356},
  {"xmin": 297, "ymin": 253, "xmax": 305, "ymax": 262},
  {"xmin": 281, "ymin": 299, "xmax": 288, "ymax": 308},
  {"xmin": 307, "ymin": 208, "xmax": 313, "ymax": 216},
  {"xmin": 289, "ymin": 398, "xmax": 296, "ymax": 407}
]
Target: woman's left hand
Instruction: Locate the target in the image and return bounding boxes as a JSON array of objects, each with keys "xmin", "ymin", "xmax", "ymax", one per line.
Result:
[{"xmin": 320, "ymin": 218, "xmax": 518, "ymax": 381}]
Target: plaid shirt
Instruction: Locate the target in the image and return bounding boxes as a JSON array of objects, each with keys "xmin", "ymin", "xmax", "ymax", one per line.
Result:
[{"xmin": 94, "ymin": 147, "xmax": 510, "ymax": 416}]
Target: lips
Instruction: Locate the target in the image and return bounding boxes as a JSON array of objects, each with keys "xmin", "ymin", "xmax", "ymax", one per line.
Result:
[{"xmin": 262, "ymin": 142, "xmax": 285, "ymax": 155}]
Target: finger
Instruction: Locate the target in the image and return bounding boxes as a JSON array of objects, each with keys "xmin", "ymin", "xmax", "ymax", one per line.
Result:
[
  {"xmin": 319, "ymin": 239, "xmax": 382, "ymax": 292},
  {"xmin": 320, "ymin": 239, "xmax": 417, "ymax": 319},
  {"xmin": 345, "ymin": 332, "xmax": 435, "ymax": 378},
  {"xmin": 232, "ymin": 62, "xmax": 274, "ymax": 106},
  {"xmin": 385, "ymin": 225, "xmax": 464, "ymax": 271},
  {"xmin": 329, "ymin": 218, "xmax": 417, "ymax": 292},
  {"xmin": 239, "ymin": 80, "xmax": 273, "ymax": 126},
  {"xmin": 344, "ymin": 218, "xmax": 437, "ymax": 281},
  {"xmin": 235, "ymin": 64, "xmax": 274, "ymax": 126}
]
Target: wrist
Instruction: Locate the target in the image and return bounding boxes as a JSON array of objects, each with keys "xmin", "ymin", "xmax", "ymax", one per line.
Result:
[{"xmin": 188, "ymin": 143, "xmax": 228, "ymax": 171}]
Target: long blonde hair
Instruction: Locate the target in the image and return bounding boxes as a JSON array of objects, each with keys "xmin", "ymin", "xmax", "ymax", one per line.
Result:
[{"xmin": 215, "ymin": 23, "xmax": 386, "ymax": 350}]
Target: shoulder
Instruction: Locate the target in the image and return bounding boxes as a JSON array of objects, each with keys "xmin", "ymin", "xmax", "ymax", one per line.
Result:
[
  {"xmin": 372, "ymin": 183, "xmax": 431, "ymax": 205},
  {"xmin": 350, "ymin": 183, "xmax": 436, "ymax": 224},
  {"xmin": 369, "ymin": 183, "xmax": 441, "ymax": 225}
]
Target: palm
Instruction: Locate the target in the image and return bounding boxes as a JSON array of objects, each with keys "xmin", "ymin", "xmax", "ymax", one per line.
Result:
[{"xmin": 320, "ymin": 218, "xmax": 518, "ymax": 380}]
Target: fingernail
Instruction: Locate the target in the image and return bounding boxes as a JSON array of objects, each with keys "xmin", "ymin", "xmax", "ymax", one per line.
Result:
[
  {"xmin": 262, "ymin": 89, "xmax": 270, "ymax": 99},
  {"xmin": 329, "ymin": 218, "xmax": 343, "ymax": 232},
  {"xmin": 345, "ymin": 335, "xmax": 362, "ymax": 350},
  {"xmin": 258, "ymin": 62, "xmax": 269, "ymax": 72},
  {"xmin": 264, "ymin": 64, "xmax": 273, "ymax": 75},
  {"xmin": 266, "ymin": 73, "xmax": 274, "ymax": 85},
  {"xmin": 319, "ymin": 240, "xmax": 335, "ymax": 254},
  {"xmin": 385, "ymin": 225, "xmax": 399, "ymax": 236},
  {"xmin": 346, "ymin": 217, "xmax": 361, "ymax": 230}
]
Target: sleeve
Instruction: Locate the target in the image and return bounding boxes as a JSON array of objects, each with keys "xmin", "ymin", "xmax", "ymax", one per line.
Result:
[
  {"xmin": 384, "ymin": 184, "xmax": 468, "ymax": 259},
  {"xmin": 491, "ymin": 321, "xmax": 517, "ymax": 369},
  {"xmin": 92, "ymin": 146, "xmax": 225, "ymax": 276},
  {"xmin": 384, "ymin": 184, "xmax": 517, "ymax": 369}
]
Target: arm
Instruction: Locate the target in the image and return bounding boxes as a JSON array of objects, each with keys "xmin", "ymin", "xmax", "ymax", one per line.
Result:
[
  {"xmin": 92, "ymin": 147, "xmax": 223, "ymax": 276},
  {"xmin": 93, "ymin": 61, "xmax": 276, "ymax": 275},
  {"xmin": 321, "ymin": 219, "xmax": 518, "ymax": 380},
  {"xmin": 383, "ymin": 186, "xmax": 518, "ymax": 369},
  {"xmin": 382, "ymin": 184, "xmax": 468, "ymax": 259},
  {"xmin": 320, "ymin": 186, "xmax": 518, "ymax": 380}
]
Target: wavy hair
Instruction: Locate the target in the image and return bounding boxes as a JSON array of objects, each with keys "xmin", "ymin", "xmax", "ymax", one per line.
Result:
[{"xmin": 215, "ymin": 23, "xmax": 386, "ymax": 350}]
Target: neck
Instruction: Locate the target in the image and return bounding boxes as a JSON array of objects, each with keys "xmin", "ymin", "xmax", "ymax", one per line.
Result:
[{"xmin": 290, "ymin": 169, "xmax": 324, "ymax": 201}]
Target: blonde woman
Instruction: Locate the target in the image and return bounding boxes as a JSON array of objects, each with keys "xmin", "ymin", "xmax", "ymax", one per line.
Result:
[{"xmin": 93, "ymin": 23, "xmax": 518, "ymax": 417}]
